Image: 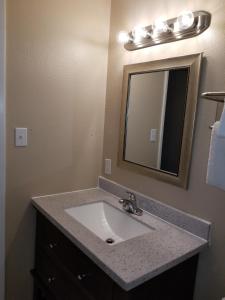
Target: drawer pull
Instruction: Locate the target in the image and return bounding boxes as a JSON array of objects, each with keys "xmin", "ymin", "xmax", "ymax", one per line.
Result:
[
  {"xmin": 48, "ymin": 243, "xmax": 57, "ymax": 249},
  {"xmin": 47, "ymin": 276, "xmax": 56, "ymax": 284},
  {"xmin": 77, "ymin": 273, "xmax": 89, "ymax": 281}
]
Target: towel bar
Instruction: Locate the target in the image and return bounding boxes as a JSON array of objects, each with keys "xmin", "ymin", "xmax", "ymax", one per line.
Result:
[
  {"xmin": 202, "ymin": 92, "xmax": 225, "ymax": 129},
  {"xmin": 201, "ymin": 92, "xmax": 225, "ymax": 103}
]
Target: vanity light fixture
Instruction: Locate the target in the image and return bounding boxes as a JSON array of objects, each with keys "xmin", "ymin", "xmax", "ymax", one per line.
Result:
[{"xmin": 118, "ymin": 10, "xmax": 211, "ymax": 51}]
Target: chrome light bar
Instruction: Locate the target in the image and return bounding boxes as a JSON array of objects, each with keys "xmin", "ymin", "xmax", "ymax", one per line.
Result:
[{"xmin": 122, "ymin": 11, "xmax": 211, "ymax": 51}]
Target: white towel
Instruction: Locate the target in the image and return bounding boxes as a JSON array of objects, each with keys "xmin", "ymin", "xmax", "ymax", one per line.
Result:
[
  {"xmin": 217, "ymin": 103, "xmax": 225, "ymax": 137},
  {"xmin": 206, "ymin": 121, "xmax": 225, "ymax": 190}
]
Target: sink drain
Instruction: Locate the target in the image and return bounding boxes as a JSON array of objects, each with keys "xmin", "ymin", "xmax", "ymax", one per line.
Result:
[{"xmin": 105, "ymin": 238, "xmax": 115, "ymax": 244}]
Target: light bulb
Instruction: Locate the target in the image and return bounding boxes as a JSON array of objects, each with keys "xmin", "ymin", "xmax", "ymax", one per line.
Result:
[
  {"xmin": 173, "ymin": 21, "xmax": 180, "ymax": 33},
  {"xmin": 177, "ymin": 11, "xmax": 194, "ymax": 30},
  {"xmin": 118, "ymin": 31, "xmax": 130, "ymax": 44},
  {"xmin": 132, "ymin": 26, "xmax": 148, "ymax": 43},
  {"xmin": 153, "ymin": 18, "xmax": 169, "ymax": 34}
]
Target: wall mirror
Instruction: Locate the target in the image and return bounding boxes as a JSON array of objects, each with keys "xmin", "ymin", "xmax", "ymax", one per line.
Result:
[{"xmin": 118, "ymin": 54, "xmax": 202, "ymax": 188}]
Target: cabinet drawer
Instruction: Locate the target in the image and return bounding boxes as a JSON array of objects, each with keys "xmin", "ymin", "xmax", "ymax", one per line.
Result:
[
  {"xmin": 35, "ymin": 250, "xmax": 88, "ymax": 300},
  {"xmin": 36, "ymin": 212, "xmax": 113, "ymax": 300},
  {"xmin": 36, "ymin": 213, "xmax": 90, "ymax": 274}
]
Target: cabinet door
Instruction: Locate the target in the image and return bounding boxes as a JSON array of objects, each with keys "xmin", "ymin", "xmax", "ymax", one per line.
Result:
[
  {"xmin": 33, "ymin": 280, "xmax": 55, "ymax": 300},
  {"xmin": 112, "ymin": 255, "xmax": 198, "ymax": 300},
  {"xmin": 35, "ymin": 250, "xmax": 91, "ymax": 300},
  {"xmin": 36, "ymin": 212, "xmax": 113, "ymax": 300}
]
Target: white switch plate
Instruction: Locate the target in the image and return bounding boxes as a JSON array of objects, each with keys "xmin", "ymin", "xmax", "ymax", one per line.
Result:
[
  {"xmin": 15, "ymin": 128, "xmax": 28, "ymax": 147},
  {"xmin": 150, "ymin": 129, "xmax": 157, "ymax": 142},
  {"xmin": 104, "ymin": 159, "xmax": 111, "ymax": 175}
]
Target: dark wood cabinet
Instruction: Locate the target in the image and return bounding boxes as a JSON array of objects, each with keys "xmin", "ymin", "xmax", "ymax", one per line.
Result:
[{"xmin": 32, "ymin": 212, "xmax": 199, "ymax": 300}]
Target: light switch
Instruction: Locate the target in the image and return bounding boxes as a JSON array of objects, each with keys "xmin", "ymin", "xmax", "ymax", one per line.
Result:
[
  {"xmin": 150, "ymin": 129, "xmax": 157, "ymax": 142},
  {"xmin": 15, "ymin": 128, "xmax": 28, "ymax": 147},
  {"xmin": 104, "ymin": 159, "xmax": 111, "ymax": 175}
]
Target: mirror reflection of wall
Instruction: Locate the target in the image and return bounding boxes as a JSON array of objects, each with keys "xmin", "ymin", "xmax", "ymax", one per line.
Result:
[{"xmin": 124, "ymin": 68, "xmax": 189, "ymax": 175}]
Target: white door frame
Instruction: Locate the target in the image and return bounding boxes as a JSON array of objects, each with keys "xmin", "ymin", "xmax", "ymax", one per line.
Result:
[{"xmin": 0, "ymin": 0, "xmax": 5, "ymax": 298}]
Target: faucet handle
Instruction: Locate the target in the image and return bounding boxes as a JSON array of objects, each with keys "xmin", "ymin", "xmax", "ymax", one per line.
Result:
[
  {"xmin": 126, "ymin": 191, "xmax": 136, "ymax": 201},
  {"xmin": 119, "ymin": 192, "xmax": 136, "ymax": 204}
]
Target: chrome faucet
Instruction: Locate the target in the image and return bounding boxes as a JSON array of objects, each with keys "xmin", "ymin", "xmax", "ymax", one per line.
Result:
[{"xmin": 119, "ymin": 192, "xmax": 143, "ymax": 216}]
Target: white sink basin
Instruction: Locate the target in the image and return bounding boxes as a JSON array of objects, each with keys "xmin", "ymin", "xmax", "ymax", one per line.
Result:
[{"xmin": 65, "ymin": 201, "xmax": 154, "ymax": 245}]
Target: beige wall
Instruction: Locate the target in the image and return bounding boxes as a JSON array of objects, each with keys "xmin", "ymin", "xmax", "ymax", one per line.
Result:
[
  {"xmin": 125, "ymin": 72, "xmax": 165, "ymax": 168},
  {"xmin": 5, "ymin": 0, "xmax": 225, "ymax": 299},
  {"xmin": 0, "ymin": 0, "xmax": 6, "ymax": 298},
  {"xmin": 103, "ymin": 0, "xmax": 225, "ymax": 299},
  {"xmin": 6, "ymin": 0, "xmax": 110, "ymax": 299}
]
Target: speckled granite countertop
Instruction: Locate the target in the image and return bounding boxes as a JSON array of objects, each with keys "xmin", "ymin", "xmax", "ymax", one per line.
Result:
[{"xmin": 32, "ymin": 187, "xmax": 208, "ymax": 291}]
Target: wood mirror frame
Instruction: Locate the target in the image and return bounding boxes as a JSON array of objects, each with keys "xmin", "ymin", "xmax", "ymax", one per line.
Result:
[{"xmin": 118, "ymin": 53, "xmax": 202, "ymax": 189}]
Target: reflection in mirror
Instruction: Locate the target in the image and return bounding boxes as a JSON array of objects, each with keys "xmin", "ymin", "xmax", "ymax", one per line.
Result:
[
  {"xmin": 119, "ymin": 54, "xmax": 202, "ymax": 188},
  {"xmin": 124, "ymin": 68, "xmax": 189, "ymax": 175}
]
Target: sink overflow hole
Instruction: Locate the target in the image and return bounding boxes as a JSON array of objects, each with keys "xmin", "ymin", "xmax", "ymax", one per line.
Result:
[{"xmin": 106, "ymin": 238, "xmax": 115, "ymax": 244}]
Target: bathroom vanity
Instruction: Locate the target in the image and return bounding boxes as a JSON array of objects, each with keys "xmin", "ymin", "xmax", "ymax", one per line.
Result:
[{"xmin": 31, "ymin": 178, "xmax": 211, "ymax": 300}]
